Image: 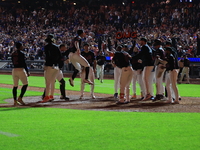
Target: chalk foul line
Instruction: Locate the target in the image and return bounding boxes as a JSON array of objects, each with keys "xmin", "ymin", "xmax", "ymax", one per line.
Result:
[{"xmin": 0, "ymin": 131, "xmax": 20, "ymax": 137}]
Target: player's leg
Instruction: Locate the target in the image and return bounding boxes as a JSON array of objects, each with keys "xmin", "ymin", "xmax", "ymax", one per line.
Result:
[
  {"xmin": 80, "ymin": 67, "xmax": 85, "ymax": 99},
  {"xmin": 131, "ymin": 69, "xmax": 137, "ymax": 99},
  {"xmin": 118, "ymin": 69, "xmax": 126, "ymax": 103},
  {"xmin": 149, "ymin": 69, "xmax": 155, "ymax": 99},
  {"xmin": 44, "ymin": 67, "xmax": 51, "ymax": 97},
  {"xmin": 96, "ymin": 65, "xmax": 100, "ymax": 79},
  {"xmin": 17, "ymin": 69, "xmax": 28, "ymax": 105},
  {"xmin": 68, "ymin": 52, "xmax": 81, "ymax": 86},
  {"xmin": 137, "ymin": 69, "xmax": 145, "ymax": 99},
  {"xmin": 142, "ymin": 66, "xmax": 154, "ymax": 101},
  {"xmin": 125, "ymin": 67, "xmax": 134, "ymax": 102},
  {"xmin": 100, "ymin": 65, "xmax": 104, "ymax": 83},
  {"xmin": 114, "ymin": 66, "xmax": 122, "ymax": 98},
  {"xmin": 12, "ymin": 69, "xmax": 19, "ymax": 105},
  {"xmin": 49, "ymin": 68, "xmax": 59, "ymax": 99},
  {"xmin": 185, "ymin": 67, "xmax": 190, "ymax": 83},
  {"xmin": 170, "ymin": 69, "xmax": 180, "ymax": 104},
  {"xmin": 155, "ymin": 65, "xmax": 165, "ymax": 100},
  {"xmin": 56, "ymin": 70, "xmax": 69, "ymax": 100},
  {"xmin": 179, "ymin": 67, "xmax": 186, "ymax": 83},
  {"xmin": 74, "ymin": 54, "xmax": 92, "ymax": 84},
  {"xmin": 165, "ymin": 71, "xmax": 173, "ymax": 103},
  {"xmin": 89, "ymin": 67, "xmax": 95, "ymax": 99}
]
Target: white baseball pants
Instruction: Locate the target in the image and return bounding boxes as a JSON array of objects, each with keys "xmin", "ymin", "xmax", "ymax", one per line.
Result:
[
  {"xmin": 69, "ymin": 52, "xmax": 90, "ymax": 72},
  {"xmin": 120, "ymin": 66, "xmax": 134, "ymax": 101},
  {"xmin": 131, "ymin": 70, "xmax": 137, "ymax": 95},
  {"xmin": 179, "ymin": 67, "xmax": 190, "ymax": 83},
  {"xmin": 96, "ymin": 64, "xmax": 104, "ymax": 81},
  {"xmin": 155, "ymin": 64, "xmax": 166, "ymax": 95},
  {"xmin": 114, "ymin": 66, "xmax": 122, "ymax": 94},
  {"xmin": 44, "ymin": 66, "xmax": 59, "ymax": 96},
  {"xmin": 80, "ymin": 67, "xmax": 95, "ymax": 96},
  {"xmin": 12, "ymin": 68, "xmax": 28, "ymax": 87},
  {"xmin": 165, "ymin": 69, "xmax": 179, "ymax": 101},
  {"xmin": 142, "ymin": 66, "xmax": 154, "ymax": 96}
]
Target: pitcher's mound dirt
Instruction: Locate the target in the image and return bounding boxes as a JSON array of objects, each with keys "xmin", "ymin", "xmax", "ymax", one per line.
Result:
[{"xmin": 1, "ymin": 84, "xmax": 200, "ymax": 112}]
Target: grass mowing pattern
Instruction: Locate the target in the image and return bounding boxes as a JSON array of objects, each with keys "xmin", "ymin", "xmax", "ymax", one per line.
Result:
[
  {"xmin": 0, "ymin": 108, "xmax": 200, "ymax": 150},
  {"xmin": 0, "ymin": 75, "xmax": 200, "ymax": 97}
]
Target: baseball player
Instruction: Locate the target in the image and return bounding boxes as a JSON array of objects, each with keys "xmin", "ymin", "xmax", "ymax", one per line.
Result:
[
  {"xmin": 68, "ymin": 29, "xmax": 93, "ymax": 87},
  {"xmin": 164, "ymin": 41, "xmax": 181, "ymax": 101},
  {"xmin": 96, "ymin": 51, "xmax": 106, "ymax": 83},
  {"xmin": 112, "ymin": 45, "xmax": 133, "ymax": 104},
  {"xmin": 105, "ymin": 45, "xmax": 122, "ymax": 99},
  {"xmin": 42, "ymin": 44, "xmax": 70, "ymax": 101},
  {"xmin": 130, "ymin": 46, "xmax": 145, "ymax": 99},
  {"xmin": 123, "ymin": 44, "xmax": 137, "ymax": 99},
  {"xmin": 11, "ymin": 42, "xmax": 30, "ymax": 106},
  {"xmin": 179, "ymin": 54, "xmax": 190, "ymax": 84},
  {"xmin": 158, "ymin": 47, "xmax": 180, "ymax": 104},
  {"xmin": 80, "ymin": 43, "xmax": 96, "ymax": 99},
  {"xmin": 132, "ymin": 38, "xmax": 154, "ymax": 101},
  {"xmin": 153, "ymin": 39, "xmax": 166, "ymax": 101},
  {"xmin": 40, "ymin": 34, "xmax": 61, "ymax": 103}
]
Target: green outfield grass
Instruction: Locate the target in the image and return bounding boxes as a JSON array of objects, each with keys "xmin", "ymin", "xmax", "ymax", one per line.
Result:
[
  {"xmin": 0, "ymin": 74, "xmax": 199, "ymax": 97},
  {"xmin": 1, "ymin": 107, "xmax": 200, "ymax": 150},
  {"xmin": 0, "ymin": 74, "xmax": 200, "ymax": 150}
]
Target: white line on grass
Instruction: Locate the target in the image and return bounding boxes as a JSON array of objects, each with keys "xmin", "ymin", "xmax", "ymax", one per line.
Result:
[{"xmin": 0, "ymin": 131, "xmax": 19, "ymax": 137}]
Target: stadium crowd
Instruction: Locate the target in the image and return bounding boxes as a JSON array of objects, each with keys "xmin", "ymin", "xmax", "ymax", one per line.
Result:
[{"xmin": 0, "ymin": 1, "xmax": 200, "ymax": 60}]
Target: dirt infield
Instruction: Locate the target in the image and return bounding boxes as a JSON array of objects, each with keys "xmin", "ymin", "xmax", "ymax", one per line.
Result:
[{"xmin": 1, "ymin": 83, "xmax": 200, "ymax": 112}]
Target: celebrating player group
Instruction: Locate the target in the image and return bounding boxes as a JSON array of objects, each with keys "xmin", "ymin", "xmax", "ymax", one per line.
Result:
[{"xmin": 11, "ymin": 29, "xmax": 181, "ymax": 106}]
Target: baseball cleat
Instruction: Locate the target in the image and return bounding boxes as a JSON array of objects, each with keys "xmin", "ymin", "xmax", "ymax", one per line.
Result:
[
  {"xmin": 40, "ymin": 96, "xmax": 51, "ymax": 103},
  {"xmin": 165, "ymin": 100, "xmax": 173, "ymax": 104},
  {"xmin": 17, "ymin": 97, "xmax": 26, "ymax": 105},
  {"xmin": 83, "ymin": 79, "xmax": 93, "ymax": 85},
  {"xmin": 69, "ymin": 78, "xmax": 74, "ymax": 87},
  {"xmin": 91, "ymin": 95, "xmax": 96, "ymax": 99},
  {"xmin": 131, "ymin": 94, "xmax": 137, "ymax": 99},
  {"xmin": 140, "ymin": 97, "xmax": 144, "ymax": 100},
  {"xmin": 142, "ymin": 94, "xmax": 152, "ymax": 101},
  {"xmin": 116, "ymin": 101, "xmax": 126, "ymax": 104},
  {"xmin": 173, "ymin": 100, "xmax": 180, "ymax": 104},
  {"xmin": 49, "ymin": 95, "xmax": 54, "ymax": 101},
  {"xmin": 124, "ymin": 101, "xmax": 130, "ymax": 104},
  {"xmin": 79, "ymin": 95, "xmax": 83, "ymax": 99},
  {"xmin": 60, "ymin": 96, "xmax": 70, "ymax": 101},
  {"xmin": 114, "ymin": 93, "xmax": 118, "ymax": 99},
  {"xmin": 14, "ymin": 100, "xmax": 20, "ymax": 106},
  {"xmin": 150, "ymin": 96, "xmax": 155, "ymax": 101}
]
